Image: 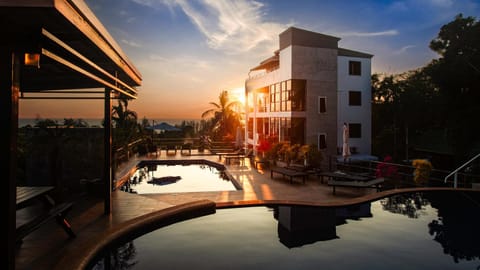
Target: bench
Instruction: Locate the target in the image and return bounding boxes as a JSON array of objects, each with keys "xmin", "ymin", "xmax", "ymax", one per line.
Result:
[
  {"xmin": 270, "ymin": 167, "xmax": 307, "ymax": 184},
  {"xmin": 16, "ymin": 202, "xmax": 75, "ymax": 244},
  {"xmin": 16, "ymin": 186, "xmax": 76, "ymax": 246}
]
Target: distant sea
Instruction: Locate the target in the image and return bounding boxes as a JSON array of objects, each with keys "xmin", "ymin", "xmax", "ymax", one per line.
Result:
[{"xmin": 18, "ymin": 118, "xmax": 200, "ymax": 128}]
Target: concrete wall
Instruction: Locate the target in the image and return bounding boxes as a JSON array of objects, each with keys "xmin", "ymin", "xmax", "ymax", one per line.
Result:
[
  {"xmin": 337, "ymin": 56, "xmax": 372, "ymax": 155},
  {"xmin": 290, "ymin": 45, "xmax": 338, "ymax": 158}
]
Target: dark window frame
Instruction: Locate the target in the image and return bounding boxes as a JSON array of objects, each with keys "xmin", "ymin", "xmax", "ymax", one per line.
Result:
[
  {"xmin": 318, "ymin": 133, "xmax": 327, "ymax": 150},
  {"xmin": 318, "ymin": 96, "xmax": 327, "ymax": 113},
  {"xmin": 348, "ymin": 91, "xmax": 362, "ymax": 106},
  {"xmin": 349, "ymin": 123, "xmax": 362, "ymax": 138},
  {"xmin": 349, "ymin": 61, "xmax": 361, "ymax": 76}
]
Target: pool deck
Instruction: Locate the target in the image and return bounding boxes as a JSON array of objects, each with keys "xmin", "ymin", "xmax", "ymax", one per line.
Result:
[{"xmin": 14, "ymin": 150, "xmax": 464, "ymax": 270}]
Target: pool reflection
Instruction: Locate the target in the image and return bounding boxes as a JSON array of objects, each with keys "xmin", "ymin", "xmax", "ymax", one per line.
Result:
[{"xmin": 90, "ymin": 191, "xmax": 480, "ymax": 270}]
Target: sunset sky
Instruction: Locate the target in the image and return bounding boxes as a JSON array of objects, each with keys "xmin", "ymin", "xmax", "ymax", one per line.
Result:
[{"xmin": 19, "ymin": 0, "xmax": 480, "ymax": 121}]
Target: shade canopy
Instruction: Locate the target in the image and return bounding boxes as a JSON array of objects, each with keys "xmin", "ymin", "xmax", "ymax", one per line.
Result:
[{"xmin": 0, "ymin": 0, "xmax": 142, "ymax": 98}]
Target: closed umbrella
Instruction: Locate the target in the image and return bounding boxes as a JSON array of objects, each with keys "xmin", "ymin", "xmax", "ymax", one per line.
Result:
[
  {"xmin": 235, "ymin": 126, "xmax": 243, "ymax": 149},
  {"xmin": 342, "ymin": 122, "xmax": 351, "ymax": 162}
]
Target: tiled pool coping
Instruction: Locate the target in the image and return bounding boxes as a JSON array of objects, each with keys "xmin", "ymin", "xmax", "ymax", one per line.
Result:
[{"xmin": 116, "ymin": 159, "xmax": 243, "ymax": 192}]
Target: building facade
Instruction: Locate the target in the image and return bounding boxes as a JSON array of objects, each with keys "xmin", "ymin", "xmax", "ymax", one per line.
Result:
[{"xmin": 245, "ymin": 27, "xmax": 373, "ymax": 160}]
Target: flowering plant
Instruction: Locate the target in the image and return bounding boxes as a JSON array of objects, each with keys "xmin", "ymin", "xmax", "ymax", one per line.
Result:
[{"xmin": 412, "ymin": 159, "xmax": 433, "ymax": 185}]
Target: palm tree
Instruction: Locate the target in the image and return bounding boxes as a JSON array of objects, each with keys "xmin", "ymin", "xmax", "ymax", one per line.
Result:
[
  {"xmin": 111, "ymin": 96, "xmax": 140, "ymax": 151},
  {"xmin": 201, "ymin": 90, "xmax": 241, "ymax": 139}
]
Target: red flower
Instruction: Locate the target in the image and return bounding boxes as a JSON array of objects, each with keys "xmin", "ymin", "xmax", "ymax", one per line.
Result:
[{"xmin": 257, "ymin": 140, "xmax": 271, "ymax": 153}]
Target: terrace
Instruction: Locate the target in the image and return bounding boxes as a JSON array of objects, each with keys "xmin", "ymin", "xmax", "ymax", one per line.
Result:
[{"xmin": 15, "ymin": 149, "xmax": 479, "ymax": 270}]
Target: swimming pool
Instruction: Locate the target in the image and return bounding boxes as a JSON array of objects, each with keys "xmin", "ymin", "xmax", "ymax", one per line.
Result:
[
  {"xmin": 120, "ymin": 160, "xmax": 240, "ymax": 194},
  {"xmin": 89, "ymin": 190, "xmax": 480, "ymax": 270}
]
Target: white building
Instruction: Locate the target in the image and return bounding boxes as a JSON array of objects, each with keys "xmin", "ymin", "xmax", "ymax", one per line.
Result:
[{"xmin": 245, "ymin": 27, "xmax": 373, "ymax": 161}]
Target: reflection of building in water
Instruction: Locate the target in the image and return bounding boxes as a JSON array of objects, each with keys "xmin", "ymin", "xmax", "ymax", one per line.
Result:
[
  {"xmin": 276, "ymin": 206, "xmax": 338, "ymax": 248},
  {"xmin": 274, "ymin": 203, "xmax": 372, "ymax": 248},
  {"xmin": 336, "ymin": 203, "xmax": 373, "ymax": 224}
]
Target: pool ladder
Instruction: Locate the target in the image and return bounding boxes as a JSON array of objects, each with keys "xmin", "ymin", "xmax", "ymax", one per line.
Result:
[{"xmin": 444, "ymin": 153, "xmax": 480, "ymax": 188}]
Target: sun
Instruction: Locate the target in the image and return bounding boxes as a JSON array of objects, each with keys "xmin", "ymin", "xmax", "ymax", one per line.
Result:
[{"xmin": 230, "ymin": 87, "xmax": 246, "ymax": 106}]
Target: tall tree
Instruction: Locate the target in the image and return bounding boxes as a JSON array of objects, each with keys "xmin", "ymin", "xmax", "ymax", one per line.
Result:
[
  {"xmin": 426, "ymin": 14, "xmax": 480, "ymax": 160},
  {"xmin": 372, "ymin": 69, "xmax": 440, "ymax": 161},
  {"xmin": 201, "ymin": 90, "xmax": 241, "ymax": 139},
  {"xmin": 111, "ymin": 96, "xmax": 140, "ymax": 150}
]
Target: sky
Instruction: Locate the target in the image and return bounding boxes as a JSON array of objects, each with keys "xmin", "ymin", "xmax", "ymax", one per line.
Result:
[{"xmin": 19, "ymin": 0, "xmax": 480, "ymax": 121}]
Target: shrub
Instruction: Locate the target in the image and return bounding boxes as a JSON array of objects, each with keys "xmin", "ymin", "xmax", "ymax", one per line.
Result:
[{"xmin": 412, "ymin": 159, "xmax": 433, "ymax": 185}]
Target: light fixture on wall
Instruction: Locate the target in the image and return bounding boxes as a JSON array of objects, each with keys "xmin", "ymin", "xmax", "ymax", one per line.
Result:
[{"xmin": 24, "ymin": 53, "xmax": 40, "ymax": 68}]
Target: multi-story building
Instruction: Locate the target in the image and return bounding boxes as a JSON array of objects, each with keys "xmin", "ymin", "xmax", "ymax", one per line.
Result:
[{"xmin": 245, "ymin": 27, "xmax": 373, "ymax": 161}]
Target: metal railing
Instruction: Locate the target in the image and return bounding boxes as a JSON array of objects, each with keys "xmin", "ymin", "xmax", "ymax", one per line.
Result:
[{"xmin": 444, "ymin": 153, "xmax": 480, "ymax": 188}]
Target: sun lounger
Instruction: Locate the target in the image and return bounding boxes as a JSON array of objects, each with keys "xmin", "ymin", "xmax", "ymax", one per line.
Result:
[
  {"xmin": 323, "ymin": 171, "xmax": 384, "ymax": 194},
  {"xmin": 270, "ymin": 166, "xmax": 308, "ymax": 184}
]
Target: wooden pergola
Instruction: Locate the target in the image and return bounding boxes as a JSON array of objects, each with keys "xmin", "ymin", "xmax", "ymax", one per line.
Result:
[{"xmin": 0, "ymin": 1, "xmax": 142, "ymax": 269}]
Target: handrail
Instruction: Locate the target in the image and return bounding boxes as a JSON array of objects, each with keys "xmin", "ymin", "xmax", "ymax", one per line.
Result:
[{"xmin": 444, "ymin": 153, "xmax": 480, "ymax": 188}]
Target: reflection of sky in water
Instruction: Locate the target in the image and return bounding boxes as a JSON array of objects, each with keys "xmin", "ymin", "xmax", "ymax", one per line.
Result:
[
  {"xmin": 94, "ymin": 192, "xmax": 480, "ymax": 270},
  {"xmin": 129, "ymin": 164, "xmax": 237, "ymax": 194}
]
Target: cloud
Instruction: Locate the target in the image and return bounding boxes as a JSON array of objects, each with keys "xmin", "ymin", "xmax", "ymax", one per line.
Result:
[
  {"xmin": 133, "ymin": 0, "xmax": 290, "ymax": 54},
  {"xmin": 121, "ymin": 39, "xmax": 142, "ymax": 48},
  {"xmin": 394, "ymin": 45, "xmax": 416, "ymax": 54},
  {"xmin": 148, "ymin": 54, "xmax": 211, "ymax": 69},
  {"xmin": 339, "ymin": 30, "xmax": 399, "ymax": 37}
]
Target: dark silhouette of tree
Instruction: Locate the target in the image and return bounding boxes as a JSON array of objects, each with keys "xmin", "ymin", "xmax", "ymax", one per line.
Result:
[
  {"xmin": 111, "ymin": 96, "xmax": 141, "ymax": 150},
  {"xmin": 372, "ymin": 14, "xmax": 480, "ymax": 164},
  {"xmin": 63, "ymin": 118, "xmax": 89, "ymax": 128},
  {"xmin": 426, "ymin": 13, "xmax": 480, "ymax": 161}
]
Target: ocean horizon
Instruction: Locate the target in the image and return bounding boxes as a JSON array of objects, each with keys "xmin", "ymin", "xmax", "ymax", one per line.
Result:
[{"xmin": 18, "ymin": 118, "xmax": 201, "ymax": 128}]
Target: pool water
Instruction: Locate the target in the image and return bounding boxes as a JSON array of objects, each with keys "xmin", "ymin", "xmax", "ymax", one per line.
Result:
[
  {"xmin": 90, "ymin": 191, "xmax": 480, "ymax": 270},
  {"xmin": 122, "ymin": 162, "xmax": 238, "ymax": 194}
]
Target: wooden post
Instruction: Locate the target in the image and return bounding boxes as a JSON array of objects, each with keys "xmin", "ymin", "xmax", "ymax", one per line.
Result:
[
  {"xmin": 104, "ymin": 88, "xmax": 112, "ymax": 214},
  {"xmin": 1, "ymin": 49, "xmax": 20, "ymax": 270}
]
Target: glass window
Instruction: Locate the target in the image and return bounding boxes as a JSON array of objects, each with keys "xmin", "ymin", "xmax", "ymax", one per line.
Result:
[
  {"xmin": 349, "ymin": 123, "xmax": 361, "ymax": 138},
  {"xmin": 318, "ymin": 96, "xmax": 327, "ymax": 113},
  {"xmin": 318, "ymin": 133, "xmax": 327, "ymax": 149},
  {"xmin": 349, "ymin": 91, "xmax": 362, "ymax": 106},
  {"xmin": 349, "ymin": 61, "xmax": 361, "ymax": 76}
]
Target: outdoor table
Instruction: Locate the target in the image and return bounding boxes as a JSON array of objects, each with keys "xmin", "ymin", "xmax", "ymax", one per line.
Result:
[{"xmin": 16, "ymin": 186, "xmax": 75, "ymax": 244}]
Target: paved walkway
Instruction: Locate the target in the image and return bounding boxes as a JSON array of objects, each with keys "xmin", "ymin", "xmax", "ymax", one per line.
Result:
[{"xmin": 15, "ymin": 150, "xmax": 379, "ymax": 270}]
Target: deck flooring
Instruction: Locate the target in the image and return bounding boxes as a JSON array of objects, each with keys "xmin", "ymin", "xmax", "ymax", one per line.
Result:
[{"xmin": 15, "ymin": 150, "xmax": 379, "ymax": 270}]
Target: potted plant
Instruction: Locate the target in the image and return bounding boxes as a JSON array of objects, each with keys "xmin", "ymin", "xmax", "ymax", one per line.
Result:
[{"xmin": 412, "ymin": 159, "xmax": 433, "ymax": 186}]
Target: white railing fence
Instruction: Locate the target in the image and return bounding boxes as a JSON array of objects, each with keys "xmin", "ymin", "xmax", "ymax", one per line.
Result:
[{"xmin": 444, "ymin": 153, "xmax": 480, "ymax": 188}]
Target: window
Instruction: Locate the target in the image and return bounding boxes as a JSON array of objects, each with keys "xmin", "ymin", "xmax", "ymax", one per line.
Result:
[
  {"xmin": 348, "ymin": 91, "xmax": 361, "ymax": 106},
  {"xmin": 318, "ymin": 133, "xmax": 327, "ymax": 150},
  {"xmin": 318, "ymin": 96, "xmax": 327, "ymax": 113},
  {"xmin": 291, "ymin": 79, "xmax": 306, "ymax": 111},
  {"xmin": 349, "ymin": 61, "xmax": 361, "ymax": 76},
  {"xmin": 349, "ymin": 123, "xmax": 361, "ymax": 138}
]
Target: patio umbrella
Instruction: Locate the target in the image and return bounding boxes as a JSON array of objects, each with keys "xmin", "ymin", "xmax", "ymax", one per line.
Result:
[
  {"xmin": 342, "ymin": 122, "xmax": 351, "ymax": 162},
  {"xmin": 147, "ymin": 122, "xmax": 181, "ymax": 133}
]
